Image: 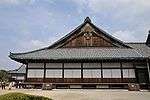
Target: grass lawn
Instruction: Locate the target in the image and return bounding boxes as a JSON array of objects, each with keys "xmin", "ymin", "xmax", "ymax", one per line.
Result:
[{"xmin": 0, "ymin": 92, "xmax": 52, "ymax": 100}]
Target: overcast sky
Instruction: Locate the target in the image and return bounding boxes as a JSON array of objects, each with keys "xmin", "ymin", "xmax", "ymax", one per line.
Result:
[{"xmin": 0, "ymin": 0, "xmax": 150, "ymax": 70}]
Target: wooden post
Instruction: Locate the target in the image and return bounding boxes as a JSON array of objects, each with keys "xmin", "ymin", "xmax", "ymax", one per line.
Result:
[
  {"xmin": 101, "ymin": 61, "xmax": 103, "ymax": 82},
  {"xmin": 62, "ymin": 63, "xmax": 64, "ymax": 78},
  {"xmin": 25, "ymin": 63, "xmax": 28, "ymax": 82},
  {"xmin": 133, "ymin": 61, "xmax": 138, "ymax": 83},
  {"xmin": 146, "ymin": 59, "xmax": 150, "ymax": 83},
  {"xmin": 81, "ymin": 63, "xmax": 83, "ymax": 79},
  {"xmin": 43, "ymin": 63, "xmax": 46, "ymax": 83},
  {"xmin": 120, "ymin": 61, "xmax": 123, "ymax": 82}
]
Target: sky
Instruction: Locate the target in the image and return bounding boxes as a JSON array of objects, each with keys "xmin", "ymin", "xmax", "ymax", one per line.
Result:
[{"xmin": 0, "ymin": 0, "xmax": 150, "ymax": 70}]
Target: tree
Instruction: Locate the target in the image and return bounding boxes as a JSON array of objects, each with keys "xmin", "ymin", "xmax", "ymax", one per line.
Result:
[{"xmin": 0, "ymin": 70, "xmax": 9, "ymax": 82}]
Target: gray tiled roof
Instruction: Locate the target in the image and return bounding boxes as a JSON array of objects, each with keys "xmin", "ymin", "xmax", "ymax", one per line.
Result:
[
  {"xmin": 126, "ymin": 43, "xmax": 150, "ymax": 58},
  {"xmin": 10, "ymin": 48, "xmax": 145, "ymax": 60},
  {"xmin": 8, "ymin": 65, "xmax": 26, "ymax": 74}
]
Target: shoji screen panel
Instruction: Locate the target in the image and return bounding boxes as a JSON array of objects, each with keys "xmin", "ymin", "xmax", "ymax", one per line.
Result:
[
  {"xmin": 83, "ymin": 69, "xmax": 101, "ymax": 78},
  {"xmin": 123, "ymin": 69, "xmax": 135, "ymax": 78},
  {"xmin": 103, "ymin": 69, "xmax": 112, "ymax": 78},
  {"xmin": 28, "ymin": 69, "xmax": 44, "ymax": 78},
  {"xmin": 64, "ymin": 69, "xmax": 81, "ymax": 78},
  {"xmin": 103, "ymin": 69, "xmax": 121, "ymax": 78},
  {"xmin": 46, "ymin": 69, "xmax": 62, "ymax": 78},
  {"xmin": 111, "ymin": 69, "xmax": 121, "ymax": 78}
]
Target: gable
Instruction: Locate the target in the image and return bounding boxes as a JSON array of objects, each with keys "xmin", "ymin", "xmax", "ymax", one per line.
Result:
[
  {"xmin": 48, "ymin": 17, "xmax": 130, "ymax": 49},
  {"xmin": 60, "ymin": 24, "xmax": 116, "ymax": 48}
]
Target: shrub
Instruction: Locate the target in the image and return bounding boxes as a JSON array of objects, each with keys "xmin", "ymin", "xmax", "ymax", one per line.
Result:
[{"xmin": 0, "ymin": 92, "xmax": 52, "ymax": 100}]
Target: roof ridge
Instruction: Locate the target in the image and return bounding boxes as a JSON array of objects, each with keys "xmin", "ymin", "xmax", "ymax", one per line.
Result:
[{"xmin": 47, "ymin": 22, "xmax": 86, "ymax": 49}]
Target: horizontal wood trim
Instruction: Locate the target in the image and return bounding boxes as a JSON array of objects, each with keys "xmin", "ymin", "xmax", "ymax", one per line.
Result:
[
  {"xmin": 27, "ymin": 78, "xmax": 136, "ymax": 83},
  {"xmin": 27, "ymin": 68, "xmax": 137, "ymax": 69},
  {"xmin": 27, "ymin": 78, "xmax": 43, "ymax": 82}
]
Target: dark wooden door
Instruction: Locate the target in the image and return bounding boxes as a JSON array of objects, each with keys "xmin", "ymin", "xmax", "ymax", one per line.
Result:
[{"xmin": 136, "ymin": 69, "xmax": 149, "ymax": 84}]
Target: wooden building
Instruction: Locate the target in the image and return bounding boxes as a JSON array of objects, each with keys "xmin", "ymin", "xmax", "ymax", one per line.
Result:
[
  {"xmin": 8, "ymin": 65, "xmax": 26, "ymax": 82},
  {"xmin": 9, "ymin": 17, "xmax": 150, "ymax": 89}
]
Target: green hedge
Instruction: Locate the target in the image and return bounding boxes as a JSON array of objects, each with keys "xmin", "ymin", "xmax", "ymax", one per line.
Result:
[{"xmin": 0, "ymin": 92, "xmax": 52, "ymax": 100}]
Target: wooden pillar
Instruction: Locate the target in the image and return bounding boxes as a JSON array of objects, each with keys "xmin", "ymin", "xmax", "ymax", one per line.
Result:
[
  {"xmin": 146, "ymin": 59, "xmax": 150, "ymax": 83},
  {"xmin": 25, "ymin": 63, "xmax": 28, "ymax": 82},
  {"xmin": 62, "ymin": 63, "xmax": 64, "ymax": 79},
  {"xmin": 81, "ymin": 63, "xmax": 83, "ymax": 79},
  {"xmin": 101, "ymin": 61, "xmax": 103, "ymax": 82},
  {"xmin": 43, "ymin": 63, "xmax": 46, "ymax": 83},
  {"xmin": 133, "ymin": 61, "xmax": 138, "ymax": 83},
  {"xmin": 120, "ymin": 61, "xmax": 123, "ymax": 82}
]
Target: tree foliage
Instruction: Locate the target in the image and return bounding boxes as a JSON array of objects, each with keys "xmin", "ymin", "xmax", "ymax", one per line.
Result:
[{"xmin": 0, "ymin": 70, "xmax": 9, "ymax": 82}]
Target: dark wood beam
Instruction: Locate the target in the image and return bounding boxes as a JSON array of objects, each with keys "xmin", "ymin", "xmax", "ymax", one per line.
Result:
[
  {"xmin": 101, "ymin": 61, "xmax": 103, "ymax": 82},
  {"xmin": 25, "ymin": 63, "xmax": 28, "ymax": 82},
  {"xmin": 62, "ymin": 63, "xmax": 64, "ymax": 79},
  {"xmin": 146, "ymin": 59, "xmax": 150, "ymax": 83},
  {"xmin": 120, "ymin": 61, "xmax": 123, "ymax": 82},
  {"xmin": 81, "ymin": 63, "xmax": 83, "ymax": 79},
  {"xmin": 43, "ymin": 63, "xmax": 46, "ymax": 82},
  {"xmin": 133, "ymin": 61, "xmax": 138, "ymax": 83}
]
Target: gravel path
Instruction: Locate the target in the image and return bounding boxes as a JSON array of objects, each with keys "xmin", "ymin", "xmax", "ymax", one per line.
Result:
[{"xmin": 0, "ymin": 88, "xmax": 150, "ymax": 100}]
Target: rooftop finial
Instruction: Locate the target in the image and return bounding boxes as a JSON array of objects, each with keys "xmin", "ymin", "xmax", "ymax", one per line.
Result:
[{"xmin": 84, "ymin": 17, "xmax": 91, "ymax": 23}]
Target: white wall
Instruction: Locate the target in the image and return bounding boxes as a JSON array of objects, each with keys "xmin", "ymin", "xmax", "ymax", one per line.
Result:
[
  {"xmin": 46, "ymin": 69, "xmax": 62, "ymax": 78},
  {"xmin": 122, "ymin": 63, "xmax": 133, "ymax": 68},
  {"xmin": 83, "ymin": 63, "xmax": 101, "ymax": 68},
  {"xmin": 28, "ymin": 69, "xmax": 44, "ymax": 78},
  {"xmin": 103, "ymin": 63, "xmax": 120, "ymax": 68},
  {"xmin": 64, "ymin": 63, "xmax": 81, "ymax": 68},
  {"xmin": 28, "ymin": 63, "xmax": 44, "ymax": 68},
  {"xmin": 46, "ymin": 63, "xmax": 62, "ymax": 68}
]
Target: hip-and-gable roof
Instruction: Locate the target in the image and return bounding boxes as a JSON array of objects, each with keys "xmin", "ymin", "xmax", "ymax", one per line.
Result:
[{"xmin": 9, "ymin": 17, "xmax": 150, "ymax": 63}]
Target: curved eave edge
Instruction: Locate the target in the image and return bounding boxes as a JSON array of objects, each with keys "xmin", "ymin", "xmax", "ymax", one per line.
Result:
[{"xmin": 9, "ymin": 57, "xmax": 148, "ymax": 61}]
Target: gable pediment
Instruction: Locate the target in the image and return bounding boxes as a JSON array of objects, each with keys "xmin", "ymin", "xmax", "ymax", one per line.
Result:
[{"xmin": 48, "ymin": 17, "xmax": 130, "ymax": 49}]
